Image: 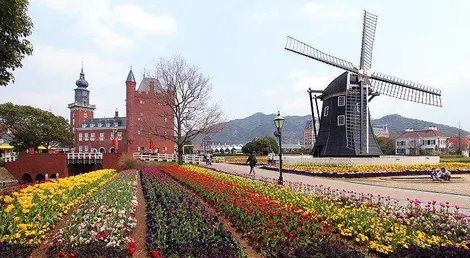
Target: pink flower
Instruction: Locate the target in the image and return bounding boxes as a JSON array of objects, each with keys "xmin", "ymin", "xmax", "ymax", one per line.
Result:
[{"xmin": 455, "ymin": 205, "xmax": 460, "ymax": 210}]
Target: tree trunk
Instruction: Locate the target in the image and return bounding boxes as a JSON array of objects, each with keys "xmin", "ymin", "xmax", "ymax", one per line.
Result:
[{"xmin": 177, "ymin": 146, "xmax": 183, "ymax": 164}]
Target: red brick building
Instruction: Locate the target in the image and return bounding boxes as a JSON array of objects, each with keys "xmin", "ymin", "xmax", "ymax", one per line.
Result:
[{"xmin": 68, "ymin": 66, "xmax": 174, "ymax": 154}]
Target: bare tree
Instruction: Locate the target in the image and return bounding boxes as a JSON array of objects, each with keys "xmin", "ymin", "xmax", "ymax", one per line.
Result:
[
  {"xmin": 407, "ymin": 135, "xmax": 422, "ymax": 156},
  {"xmin": 145, "ymin": 55, "xmax": 224, "ymax": 163}
]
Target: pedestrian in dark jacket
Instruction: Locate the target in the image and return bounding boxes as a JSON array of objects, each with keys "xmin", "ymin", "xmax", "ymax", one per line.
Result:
[{"xmin": 246, "ymin": 152, "xmax": 257, "ymax": 176}]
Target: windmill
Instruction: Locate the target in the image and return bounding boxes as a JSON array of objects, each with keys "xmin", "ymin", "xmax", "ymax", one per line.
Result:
[{"xmin": 285, "ymin": 11, "xmax": 442, "ymax": 157}]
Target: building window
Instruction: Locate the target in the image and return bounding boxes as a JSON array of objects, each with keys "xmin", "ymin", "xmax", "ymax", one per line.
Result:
[
  {"xmin": 164, "ymin": 131, "xmax": 168, "ymax": 136},
  {"xmin": 117, "ymin": 132, "xmax": 122, "ymax": 141},
  {"xmin": 84, "ymin": 133, "xmax": 89, "ymax": 141},
  {"xmin": 78, "ymin": 133, "xmax": 83, "ymax": 141},
  {"xmin": 324, "ymin": 106, "xmax": 329, "ymax": 117},
  {"xmin": 99, "ymin": 133, "xmax": 104, "ymax": 141},
  {"xmin": 338, "ymin": 96, "xmax": 345, "ymax": 107},
  {"xmin": 106, "ymin": 123, "xmax": 110, "ymax": 127},
  {"xmin": 114, "ymin": 122, "xmax": 118, "ymax": 127},
  {"xmin": 98, "ymin": 123, "xmax": 102, "ymax": 128},
  {"xmin": 90, "ymin": 133, "xmax": 95, "ymax": 141},
  {"xmin": 337, "ymin": 115, "xmax": 345, "ymax": 126},
  {"xmin": 90, "ymin": 123, "xmax": 95, "ymax": 128},
  {"xmin": 78, "ymin": 146, "xmax": 83, "ymax": 152},
  {"xmin": 140, "ymin": 112, "xmax": 143, "ymax": 117},
  {"xmin": 164, "ymin": 117, "xmax": 168, "ymax": 122},
  {"xmin": 84, "ymin": 146, "xmax": 89, "ymax": 152}
]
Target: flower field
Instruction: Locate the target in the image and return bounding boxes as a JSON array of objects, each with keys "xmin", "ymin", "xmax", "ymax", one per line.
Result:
[
  {"xmin": 48, "ymin": 172, "xmax": 138, "ymax": 258},
  {"xmin": 141, "ymin": 167, "xmax": 245, "ymax": 258},
  {"xmin": 0, "ymin": 169, "xmax": 116, "ymax": 257},
  {"xmin": 282, "ymin": 163, "xmax": 470, "ymax": 174},
  {"xmin": 161, "ymin": 165, "xmax": 470, "ymax": 257}
]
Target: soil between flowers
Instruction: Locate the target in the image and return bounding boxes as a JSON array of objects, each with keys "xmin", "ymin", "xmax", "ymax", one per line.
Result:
[
  {"xmin": 127, "ymin": 170, "xmax": 147, "ymax": 258},
  {"xmin": 29, "ymin": 202, "xmax": 81, "ymax": 258}
]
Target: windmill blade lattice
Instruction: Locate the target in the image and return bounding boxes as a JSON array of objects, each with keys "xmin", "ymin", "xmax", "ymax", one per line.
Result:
[
  {"xmin": 285, "ymin": 36, "xmax": 357, "ymax": 73},
  {"xmin": 359, "ymin": 11, "xmax": 378, "ymax": 70},
  {"xmin": 370, "ymin": 73, "xmax": 442, "ymax": 106}
]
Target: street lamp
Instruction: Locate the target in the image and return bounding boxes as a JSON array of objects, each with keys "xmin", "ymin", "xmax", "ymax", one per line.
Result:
[{"xmin": 273, "ymin": 111, "xmax": 285, "ymax": 185}]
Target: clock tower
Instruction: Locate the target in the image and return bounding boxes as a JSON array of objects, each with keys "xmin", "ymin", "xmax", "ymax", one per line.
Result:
[{"xmin": 68, "ymin": 65, "xmax": 96, "ymax": 132}]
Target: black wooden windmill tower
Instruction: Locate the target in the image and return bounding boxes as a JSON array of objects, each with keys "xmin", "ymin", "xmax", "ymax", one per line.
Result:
[{"xmin": 285, "ymin": 11, "xmax": 442, "ymax": 157}]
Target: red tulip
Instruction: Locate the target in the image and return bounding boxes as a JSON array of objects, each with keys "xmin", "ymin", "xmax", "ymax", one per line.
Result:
[
  {"xmin": 151, "ymin": 250, "xmax": 160, "ymax": 258},
  {"xmin": 128, "ymin": 247, "xmax": 136, "ymax": 255}
]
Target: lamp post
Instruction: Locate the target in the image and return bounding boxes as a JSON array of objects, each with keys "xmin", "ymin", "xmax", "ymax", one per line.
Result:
[{"xmin": 273, "ymin": 111, "xmax": 285, "ymax": 185}]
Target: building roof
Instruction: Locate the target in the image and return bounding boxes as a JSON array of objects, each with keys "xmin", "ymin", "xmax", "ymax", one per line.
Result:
[
  {"xmin": 319, "ymin": 71, "xmax": 349, "ymax": 99},
  {"xmin": 75, "ymin": 67, "xmax": 89, "ymax": 88},
  {"xmin": 126, "ymin": 68, "xmax": 136, "ymax": 83},
  {"xmin": 81, "ymin": 117, "xmax": 127, "ymax": 128},
  {"xmin": 137, "ymin": 77, "xmax": 164, "ymax": 93},
  {"xmin": 396, "ymin": 128, "xmax": 445, "ymax": 139}
]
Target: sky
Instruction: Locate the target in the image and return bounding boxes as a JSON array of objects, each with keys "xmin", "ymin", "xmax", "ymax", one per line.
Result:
[{"xmin": 1, "ymin": 0, "xmax": 470, "ymax": 130}]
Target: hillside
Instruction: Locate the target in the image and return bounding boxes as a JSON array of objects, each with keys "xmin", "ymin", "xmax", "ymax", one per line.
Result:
[{"xmin": 198, "ymin": 113, "xmax": 468, "ymax": 144}]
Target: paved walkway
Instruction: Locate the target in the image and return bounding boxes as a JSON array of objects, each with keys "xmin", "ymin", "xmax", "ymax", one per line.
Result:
[{"xmin": 209, "ymin": 163, "xmax": 470, "ymax": 214}]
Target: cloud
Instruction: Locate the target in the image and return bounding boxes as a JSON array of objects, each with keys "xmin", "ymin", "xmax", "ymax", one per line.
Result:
[
  {"xmin": 302, "ymin": 1, "xmax": 359, "ymax": 21},
  {"xmin": 289, "ymin": 70, "xmax": 334, "ymax": 92},
  {"xmin": 252, "ymin": 9, "xmax": 279, "ymax": 22},
  {"xmin": 1, "ymin": 44, "xmax": 128, "ymax": 120},
  {"xmin": 34, "ymin": 0, "xmax": 176, "ymax": 51}
]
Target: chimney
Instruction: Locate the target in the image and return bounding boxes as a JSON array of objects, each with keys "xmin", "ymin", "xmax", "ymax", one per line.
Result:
[
  {"xmin": 149, "ymin": 80, "xmax": 155, "ymax": 93},
  {"xmin": 114, "ymin": 108, "xmax": 119, "ymax": 119}
]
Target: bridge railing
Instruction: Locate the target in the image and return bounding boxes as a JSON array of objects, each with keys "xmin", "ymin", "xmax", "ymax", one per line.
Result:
[{"xmin": 66, "ymin": 153, "xmax": 103, "ymax": 164}]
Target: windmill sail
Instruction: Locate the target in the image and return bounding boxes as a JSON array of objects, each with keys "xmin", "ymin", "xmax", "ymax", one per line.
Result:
[
  {"xmin": 370, "ymin": 72, "xmax": 442, "ymax": 106},
  {"xmin": 359, "ymin": 11, "xmax": 378, "ymax": 70},
  {"xmin": 285, "ymin": 36, "xmax": 357, "ymax": 73}
]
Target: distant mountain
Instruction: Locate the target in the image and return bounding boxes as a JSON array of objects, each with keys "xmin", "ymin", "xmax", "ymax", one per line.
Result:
[
  {"xmin": 371, "ymin": 114, "xmax": 469, "ymax": 137},
  {"xmin": 197, "ymin": 113, "xmax": 468, "ymax": 144}
]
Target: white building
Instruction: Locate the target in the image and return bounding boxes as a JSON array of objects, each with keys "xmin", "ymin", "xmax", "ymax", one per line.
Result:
[
  {"xmin": 395, "ymin": 126, "xmax": 448, "ymax": 155},
  {"xmin": 209, "ymin": 143, "xmax": 244, "ymax": 154}
]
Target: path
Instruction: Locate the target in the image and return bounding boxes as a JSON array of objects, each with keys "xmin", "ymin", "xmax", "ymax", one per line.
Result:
[
  {"xmin": 209, "ymin": 163, "xmax": 470, "ymax": 214},
  {"xmin": 129, "ymin": 170, "xmax": 147, "ymax": 258}
]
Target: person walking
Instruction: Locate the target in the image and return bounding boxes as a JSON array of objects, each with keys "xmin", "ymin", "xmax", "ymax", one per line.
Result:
[{"xmin": 246, "ymin": 152, "xmax": 257, "ymax": 176}]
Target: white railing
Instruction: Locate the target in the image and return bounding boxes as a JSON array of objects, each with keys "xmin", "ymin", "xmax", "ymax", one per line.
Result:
[
  {"xmin": 0, "ymin": 179, "xmax": 18, "ymax": 188},
  {"xmin": 183, "ymin": 154, "xmax": 204, "ymax": 164},
  {"xmin": 0, "ymin": 155, "xmax": 17, "ymax": 163},
  {"xmin": 133, "ymin": 153, "xmax": 178, "ymax": 162},
  {"xmin": 66, "ymin": 153, "xmax": 103, "ymax": 160}
]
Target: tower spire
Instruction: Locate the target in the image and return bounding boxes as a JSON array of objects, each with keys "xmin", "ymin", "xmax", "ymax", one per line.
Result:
[{"xmin": 126, "ymin": 66, "xmax": 136, "ymax": 83}]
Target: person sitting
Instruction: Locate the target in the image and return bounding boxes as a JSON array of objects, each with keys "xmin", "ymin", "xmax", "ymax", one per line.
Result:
[
  {"xmin": 430, "ymin": 168, "xmax": 440, "ymax": 181},
  {"xmin": 440, "ymin": 167, "xmax": 451, "ymax": 181}
]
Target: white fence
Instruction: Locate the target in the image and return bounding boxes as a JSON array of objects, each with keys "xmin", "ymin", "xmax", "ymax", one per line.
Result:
[
  {"xmin": 0, "ymin": 155, "xmax": 17, "ymax": 163},
  {"xmin": 132, "ymin": 153, "xmax": 225, "ymax": 164},
  {"xmin": 0, "ymin": 179, "xmax": 18, "ymax": 188},
  {"xmin": 132, "ymin": 153, "xmax": 178, "ymax": 162}
]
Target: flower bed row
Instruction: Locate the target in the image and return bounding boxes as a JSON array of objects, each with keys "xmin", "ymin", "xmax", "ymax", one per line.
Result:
[
  {"xmin": 161, "ymin": 165, "xmax": 365, "ymax": 257},
  {"xmin": 280, "ymin": 163, "xmax": 470, "ymax": 174},
  {"xmin": 261, "ymin": 165, "xmax": 470, "ymax": 178},
  {"xmin": 162, "ymin": 165, "xmax": 470, "ymax": 256},
  {"xmin": 0, "ymin": 169, "xmax": 116, "ymax": 257},
  {"xmin": 48, "ymin": 172, "xmax": 138, "ymax": 258},
  {"xmin": 141, "ymin": 167, "xmax": 245, "ymax": 258}
]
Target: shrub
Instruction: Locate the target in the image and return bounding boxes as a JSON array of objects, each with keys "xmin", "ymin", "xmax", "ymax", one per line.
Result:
[
  {"xmin": 0, "ymin": 159, "xmax": 5, "ymax": 167},
  {"xmin": 117, "ymin": 155, "xmax": 141, "ymax": 170}
]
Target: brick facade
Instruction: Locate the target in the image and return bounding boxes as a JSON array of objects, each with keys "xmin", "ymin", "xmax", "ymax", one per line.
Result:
[{"xmin": 69, "ymin": 67, "xmax": 174, "ymax": 154}]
